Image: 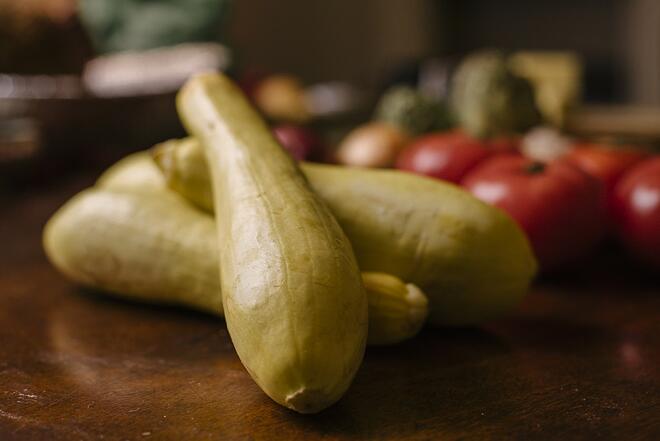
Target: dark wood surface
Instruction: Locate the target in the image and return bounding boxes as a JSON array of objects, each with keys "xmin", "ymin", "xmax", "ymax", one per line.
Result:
[{"xmin": 1, "ymin": 174, "xmax": 659, "ymax": 441}]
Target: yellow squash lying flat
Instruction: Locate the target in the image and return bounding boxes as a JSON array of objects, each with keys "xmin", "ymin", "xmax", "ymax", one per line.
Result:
[
  {"xmin": 177, "ymin": 73, "xmax": 368, "ymax": 413},
  {"xmin": 44, "ymin": 172, "xmax": 428, "ymax": 346},
  {"xmin": 95, "ymin": 150, "xmax": 167, "ymax": 192},
  {"xmin": 44, "ymin": 187, "xmax": 223, "ymax": 314},
  {"xmin": 154, "ymin": 138, "xmax": 537, "ymax": 326}
]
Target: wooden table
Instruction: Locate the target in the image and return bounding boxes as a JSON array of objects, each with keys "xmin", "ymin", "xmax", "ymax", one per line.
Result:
[{"xmin": 1, "ymin": 174, "xmax": 659, "ymax": 440}]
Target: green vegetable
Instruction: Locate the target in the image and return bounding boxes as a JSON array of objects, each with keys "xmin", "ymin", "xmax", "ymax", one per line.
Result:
[
  {"xmin": 153, "ymin": 137, "xmax": 537, "ymax": 326},
  {"xmin": 177, "ymin": 73, "xmax": 367, "ymax": 413},
  {"xmin": 451, "ymin": 51, "xmax": 541, "ymax": 138},
  {"xmin": 375, "ymin": 86, "xmax": 452, "ymax": 136},
  {"xmin": 79, "ymin": 0, "xmax": 230, "ymax": 53}
]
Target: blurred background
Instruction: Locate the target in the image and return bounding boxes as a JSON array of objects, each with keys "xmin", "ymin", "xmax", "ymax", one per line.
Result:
[
  {"xmin": 0, "ymin": 0, "xmax": 660, "ymax": 182},
  {"xmin": 233, "ymin": 0, "xmax": 660, "ymax": 105},
  {"xmin": 1, "ymin": 0, "xmax": 658, "ymax": 272},
  {"xmin": 2, "ymin": 0, "xmax": 659, "ymax": 101}
]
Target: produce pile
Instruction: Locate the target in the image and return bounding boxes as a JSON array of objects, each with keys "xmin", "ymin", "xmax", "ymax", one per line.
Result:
[
  {"xmin": 394, "ymin": 130, "xmax": 659, "ymax": 271},
  {"xmin": 324, "ymin": 51, "xmax": 659, "ymax": 272},
  {"xmin": 44, "ymin": 73, "xmax": 537, "ymax": 413}
]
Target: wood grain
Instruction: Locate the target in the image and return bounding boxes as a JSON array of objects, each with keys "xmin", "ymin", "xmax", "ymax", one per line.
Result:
[{"xmin": 0, "ymin": 175, "xmax": 659, "ymax": 440}]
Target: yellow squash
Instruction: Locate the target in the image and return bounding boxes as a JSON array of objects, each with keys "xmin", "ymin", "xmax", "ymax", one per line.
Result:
[
  {"xmin": 362, "ymin": 272, "xmax": 428, "ymax": 345},
  {"xmin": 44, "ymin": 187, "xmax": 222, "ymax": 314},
  {"xmin": 177, "ymin": 73, "xmax": 368, "ymax": 413},
  {"xmin": 154, "ymin": 137, "xmax": 537, "ymax": 326},
  {"xmin": 44, "ymin": 178, "xmax": 428, "ymax": 346}
]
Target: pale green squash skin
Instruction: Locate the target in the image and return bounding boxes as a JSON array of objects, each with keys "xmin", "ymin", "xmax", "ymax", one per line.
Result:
[
  {"xmin": 46, "ymin": 164, "xmax": 427, "ymax": 346},
  {"xmin": 95, "ymin": 150, "xmax": 167, "ymax": 192},
  {"xmin": 43, "ymin": 186, "xmax": 224, "ymax": 315},
  {"xmin": 155, "ymin": 138, "xmax": 537, "ymax": 326},
  {"xmin": 177, "ymin": 74, "xmax": 368, "ymax": 414},
  {"xmin": 309, "ymin": 165, "xmax": 535, "ymax": 325}
]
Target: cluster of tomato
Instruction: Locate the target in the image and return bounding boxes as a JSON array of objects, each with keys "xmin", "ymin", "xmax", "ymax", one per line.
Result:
[{"xmin": 395, "ymin": 130, "xmax": 660, "ymax": 272}]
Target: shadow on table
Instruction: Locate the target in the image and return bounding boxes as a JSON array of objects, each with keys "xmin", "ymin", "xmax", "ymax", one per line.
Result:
[{"xmin": 282, "ymin": 327, "xmax": 515, "ymax": 439}]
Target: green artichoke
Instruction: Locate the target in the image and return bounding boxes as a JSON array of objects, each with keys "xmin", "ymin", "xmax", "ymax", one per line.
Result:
[
  {"xmin": 375, "ymin": 86, "xmax": 452, "ymax": 136},
  {"xmin": 452, "ymin": 51, "xmax": 541, "ymax": 138}
]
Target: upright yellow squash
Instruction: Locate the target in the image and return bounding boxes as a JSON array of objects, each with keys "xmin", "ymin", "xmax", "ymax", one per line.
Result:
[{"xmin": 177, "ymin": 73, "xmax": 368, "ymax": 413}]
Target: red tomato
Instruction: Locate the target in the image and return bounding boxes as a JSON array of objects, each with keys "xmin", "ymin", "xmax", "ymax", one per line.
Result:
[
  {"xmin": 565, "ymin": 143, "xmax": 649, "ymax": 212},
  {"xmin": 611, "ymin": 157, "xmax": 660, "ymax": 269},
  {"xmin": 462, "ymin": 155, "xmax": 606, "ymax": 271},
  {"xmin": 488, "ymin": 135, "xmax": 522, "ymax": 153},
  {"xmin": 395, "ymin": 130, "xmax": 496, "ymax": 183},
  {"xmin": 273, "ymin": 124, "xmax": 324, "ymax": 161}
]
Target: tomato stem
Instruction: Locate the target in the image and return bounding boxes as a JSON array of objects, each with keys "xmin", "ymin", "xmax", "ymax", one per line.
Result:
[{"xmin": 525, "ymin": 162, "xmax": 546, "ymax": 174}]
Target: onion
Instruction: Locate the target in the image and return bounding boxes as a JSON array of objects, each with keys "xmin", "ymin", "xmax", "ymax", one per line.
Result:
[{"xmin": 336, "ymin": 122, "xmax": 408, "ymax": 168}]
